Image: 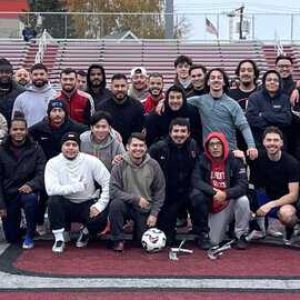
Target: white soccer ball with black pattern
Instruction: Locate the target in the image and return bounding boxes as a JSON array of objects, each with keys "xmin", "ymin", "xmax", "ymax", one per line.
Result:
[{"xmin": 141, "ymin": 228, "xmax": 167, "ymax": 252}]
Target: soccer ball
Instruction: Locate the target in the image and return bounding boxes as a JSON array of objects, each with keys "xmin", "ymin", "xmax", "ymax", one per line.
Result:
[{"xmin": 141, "ymin": 228, "xmax": 166, "ymax": 252}]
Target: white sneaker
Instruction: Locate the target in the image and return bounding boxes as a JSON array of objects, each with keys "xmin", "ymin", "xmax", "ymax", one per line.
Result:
[
  {"xmin": 267, "ymin": 228, "xmax": 283, "ymax": 238},
  {"xmin": 247, "ymin": 230, "xmax": 266, "ymax": 241},
  {"xmin": 283, "ymin": 238, "xmax": 292, "ymax": 246},
  {"xmin": 52, "ymin": 240, "xmax": 65, "ymax": 253},
  {"xmin": 76, "ymin": 229, "xmax": 89, "ymax": 248}
]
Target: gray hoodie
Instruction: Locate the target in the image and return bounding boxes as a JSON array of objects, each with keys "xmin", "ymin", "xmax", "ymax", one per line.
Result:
[
  {"xmin": 188, "ymin": 93, "xmax": 256, "ymax": 150},
  {"xmin": 110, "ymin": 152, "xmax": 165, "ymax": 217},
  {"xmin": 80, "ymin": 129, "xmax": 125, "ymax": 171},
  {"xmin": 12, "ymin": 83, "xmax": 57, "ymax": 127}
]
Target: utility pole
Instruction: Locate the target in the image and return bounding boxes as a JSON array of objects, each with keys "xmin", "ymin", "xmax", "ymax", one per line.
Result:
[
  {"xmin": 165, "ymin": 0, "xmax": 174, "ymax": 39},
  {"xmin": 239, "ymin": 5, "xmax": 245, "ymax": 40}
]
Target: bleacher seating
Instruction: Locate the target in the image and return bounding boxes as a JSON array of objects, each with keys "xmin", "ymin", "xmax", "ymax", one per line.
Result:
[
  {"xmin": 1, "ymin": 39, "xmax": 300, "ymax": 87},
  {"xmin": 0, "ymin": 40, "xmax": 28, "ymax": 69}
]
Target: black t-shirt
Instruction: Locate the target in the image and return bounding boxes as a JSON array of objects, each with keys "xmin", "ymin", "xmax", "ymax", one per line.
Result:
[
  {"xmin": 228, "ymin": 87, "xmax": 256, "ymax": 111},
  {"xmin": 250, "ymin": 151, "xmax": 299, "ymax": 200}
]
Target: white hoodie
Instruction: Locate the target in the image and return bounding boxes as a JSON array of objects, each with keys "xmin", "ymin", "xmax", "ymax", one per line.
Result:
[
  {"xmin": 45, "ymin": 152, "xmax": 110, "ymax": 212},
  {"xmin": 12, "ymin": 83, "xmax": 57, "ymax": 127}
]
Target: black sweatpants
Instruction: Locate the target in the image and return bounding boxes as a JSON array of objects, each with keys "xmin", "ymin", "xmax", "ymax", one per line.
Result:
[
  {"xmin": 48, "ymin": 196, "xmax": 108, "ymax": 235},
  {"xmin": 157, "ymin": 191, "xmax": 210, "ymax": 242}
]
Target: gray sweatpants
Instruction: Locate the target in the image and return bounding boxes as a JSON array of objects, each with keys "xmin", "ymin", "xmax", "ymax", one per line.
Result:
[{"xmin": 209, "ymin": 195, "xmax": 250, "ymax": 245}]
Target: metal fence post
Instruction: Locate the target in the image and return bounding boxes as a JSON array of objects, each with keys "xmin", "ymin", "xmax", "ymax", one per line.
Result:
[
  {"xmin": 64, "ymin": 13, "xmax": 67, "ymax": 39},
  {"xmin": 291, "ymin": 13, "xmax": 294, "ymax": 41}
]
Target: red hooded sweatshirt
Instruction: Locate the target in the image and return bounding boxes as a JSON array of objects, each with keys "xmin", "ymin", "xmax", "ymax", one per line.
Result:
[
  {"xmin": 204, "ymin": 132, "xmax": 230, "ymax": 213},
  {"xmin": 142, "ymin": 93, "xmax": 165, "ymax": 114}
]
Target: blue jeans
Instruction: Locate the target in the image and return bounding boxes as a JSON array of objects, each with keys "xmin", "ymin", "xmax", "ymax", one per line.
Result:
[{"xmin": 2, "ymin": 193, "xmax": 39, "ymax": 243}]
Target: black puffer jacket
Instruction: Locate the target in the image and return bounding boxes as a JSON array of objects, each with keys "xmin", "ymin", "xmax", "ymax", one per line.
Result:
[
  {"xmin": 29, "ymin": 117, "xmax": 88, "ymax": 159},
  {"xmin": 145, "ymin": 85, "xmax": 202, "ymax": 146},
  {"xmin": 0, "ymin": 136, "xmax": 46, "ymax": 209},
  {"xmin": 149, "ymin": 137, "xmax": 199, "ymax": 196},
  {"xmin": 0, "ymin": 81, "xmax": 24, "ymax": 123}
]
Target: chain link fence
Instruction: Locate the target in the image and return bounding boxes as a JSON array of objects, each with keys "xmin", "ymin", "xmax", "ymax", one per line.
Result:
[{"xmin": 0, "ymin": 12, "xmax": 299, "ymax": 41}]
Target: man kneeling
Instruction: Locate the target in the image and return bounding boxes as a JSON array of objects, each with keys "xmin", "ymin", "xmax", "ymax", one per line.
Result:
[
  {"xmin": 109, "ymin": 133, "xmax": 165, "ymax": 252},
  {"xmin": 250, "ymin": 126, "xmax": 299, "ymax": 244},
  {"xmin": 191, "ymin": 132, "xmax": 250, "ymax": 249},
  {"xmin": 45, "ymin": 132, "xmax": 110, "ymax": 253}
]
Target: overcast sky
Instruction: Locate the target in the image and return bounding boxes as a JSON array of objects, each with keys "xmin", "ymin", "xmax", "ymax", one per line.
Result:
[{"xmin": 174, "ymin": 0, "xmax": 300, "ymax": 41}]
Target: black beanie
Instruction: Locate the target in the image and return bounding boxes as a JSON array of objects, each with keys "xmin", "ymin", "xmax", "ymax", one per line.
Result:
[
  {"xmin": 47, "ymin": 99, "xmax": 68, "ymax": 116},
  {"xmin": 61, "ymin": 132, "xmax": 80, "ymax": 147}
]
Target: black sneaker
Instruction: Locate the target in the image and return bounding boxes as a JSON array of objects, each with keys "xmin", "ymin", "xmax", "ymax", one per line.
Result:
[
  {"xmin": 76, "ymin": 229, "xmax": 89, "ymax": 248},
  {"xmin": 283, "ymin": 227, "xmax": 294, "ymax": 246},
  {"xmin": 197, "ymin": 233, "xmax": 212, "ymax": 250},
  {"xmin": 235, "ymin": 234, "xmax": 248, "ymax": 250}
]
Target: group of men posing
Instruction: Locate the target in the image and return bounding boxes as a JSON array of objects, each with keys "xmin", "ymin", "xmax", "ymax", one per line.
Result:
[{"xmin": 0, "ymin": 53, "xmax": 299, "ymax": 253}]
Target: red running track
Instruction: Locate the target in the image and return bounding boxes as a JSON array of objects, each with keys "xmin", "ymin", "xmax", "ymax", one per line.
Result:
[{"xmin": 13, "ymin": 242, "xmax": 300, "ymax": 277}]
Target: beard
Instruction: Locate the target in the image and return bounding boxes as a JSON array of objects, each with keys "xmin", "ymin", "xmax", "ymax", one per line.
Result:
[
  {"xmin": 149, "ymin": 88, "xmax": 162, "ymax": 97},
  {"xmin": 63, "ymin": 85, "xmax": 76, "ymax": 93},
  {"xmin": 91, "ymin": 79, "xmax": 102, "ymax": 88},
  {"xmin": 32, "ymin": 79, "xmax": 47, "ymax": 88}
]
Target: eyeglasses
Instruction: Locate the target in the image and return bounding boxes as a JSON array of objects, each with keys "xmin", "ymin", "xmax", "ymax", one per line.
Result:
[
  {"xmin": 277, "ymin": 64, "xmax": 292, "ymax": 69},
  {"xmin": 208, "ymin": 141, "xmax": 223, "ymax": 147}
]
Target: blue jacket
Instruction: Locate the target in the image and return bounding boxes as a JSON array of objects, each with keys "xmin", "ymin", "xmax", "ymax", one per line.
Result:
[
  {"xmin": 246, "ymin": 89, "xmax": 292, "ymax": 130},
  {"xmin": 246, "ymin": 86, "xmax": 292, "ymax": 146}
]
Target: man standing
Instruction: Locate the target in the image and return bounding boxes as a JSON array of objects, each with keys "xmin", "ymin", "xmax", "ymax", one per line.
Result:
[
  {"xmin": 188, "ymin": 68, "xmax": 257, "ymax": 159},
  {"xmin": 250, "ymin": 126, "xmax": 299, "ymax": 244},
  {"xmin": 128, "ymin": 67, "xmax": 149, "ymax": 101},
  {"xmin": 77, "ymin": 70, "xmax": 87, "ymax": 91},
  {"xmin": 86, "ymin": 64, "xmax": 111, "ymax": 110},
  {"xmin": 191, "ymin": 132, "xmax": 250, "ymax": 248},
  {"xmin": 187, "ymin": 64, "xmax": 207, "ymax": 97},
  {"xmin": 246, "ymin": 70, "xmax": 292, "ymax": 149},
  {"xmin": 142, "ymin": 72, "xmax": 164, "ymax": 114},
  {"xmin": 45, "ymin": 132, "xmax": 110, "ymax": 253},
  {"xmin": 174, "ymin": 55, "xmax": 193, "ymax": 94},
  {"xmin": 29, "ymin": 99, "xmax": 88, "ymax": 161},
  {"xmin": 149, "ymin": 118, "xmax": 210, "ymax": 249},
  {"xmin": 276, "ymin": 55, "xmax": 297, "ymax": 96},
  {"xmin": 227, "ymin": 60, "xmax": 259, "ymax": 152},
  {"xmin": 276, "ymin": 55, "xmax": 300, "ymax": 159},
  {"xmin": 56, "ymin": 68, "xmax": 94, "ymax": 125},
  {"xmin": 14, "ymin": 68, "xmax": 31, "ymax": 87},
  {"xmin": 12, "ymin": 63, "xmax": 56, "ymax": 127},
  {"xmin": 0, "ymin": 115, "xmax": 46, "ymax": 249},
  {"xmin": 0, "ymin": 58, "xmax": 24, "ymax": 123},
  {"xmin": 97, "ymin": 73, "xmax": 144, "ymax": 145},
  {"xmin": 109, "ymin": 133, "xmax": 165, "ymax": 251},
  {"xmin": 228, "ymin": 59, "xmax": 259, "ymax": 112}
]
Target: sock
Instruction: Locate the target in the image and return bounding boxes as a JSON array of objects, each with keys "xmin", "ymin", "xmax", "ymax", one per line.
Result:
[{"xmin": 52, "ymin": 228, "xmax": 65, "ymax": 242}]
